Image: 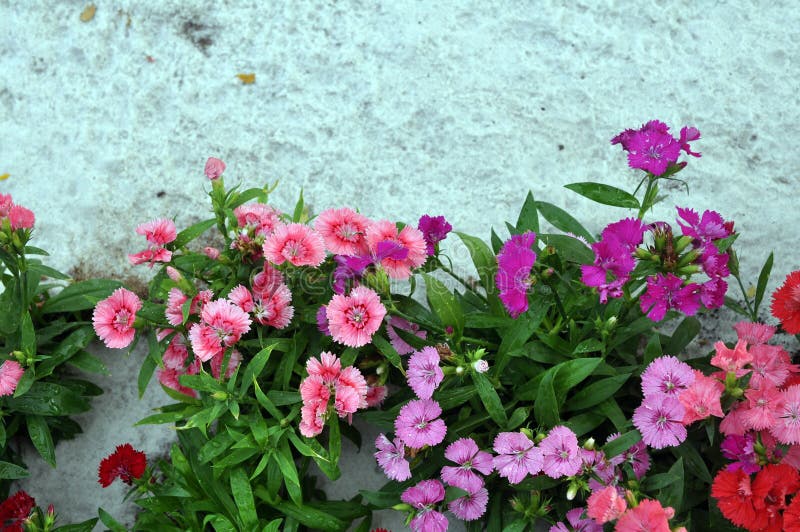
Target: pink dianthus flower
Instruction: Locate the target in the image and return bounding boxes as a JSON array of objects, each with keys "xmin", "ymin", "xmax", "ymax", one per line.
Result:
[
  {"xmin": 233, "ymin": 203, "xmax": 281, "ymax": 237},
  {"xmin": 386, "ymin": 316, "xmax": 427, "ymax": 355},
  {"xmin": 365, "ymin": 385, "xmax": 388, "ymax": 407},
  {"xmin": 128, "ymin": 247, "xmax": 172, "ymax": 267},
  {"xmin": 315, "ymin": 207, "xmax": 371, "ymax": 256},
  {"xmin": 492, "ymin": 431, "xmax": 543, "ymax": 484},
  {"xmin": 8, "ymin": 205, "xmax": 35, "ymax": 230},
  {"xmin": 749, "ymin": 343, "xmax": 794, "ymax": 389},
  {"xmin": 263, "ymin": 223, "xmax": 326, "ymax": 267},
  {"xmin": 188, "ymin": 299, "xmax": 251, "ymax": 362},
  {"xmin": 587, "ymin": 485, "xmax": 627, "ymax": 524},
  {"xmin": 0, "ymin": 361, "xmax": 24, "ymax": 396},
  {"xmin": 676, "ymin": 207, "xmax": 732, "ymax": 244},
  {"xmin": 449, "ymin": 486, "xmax": 488, "ymax": 521},
  {"xmin": 418, "ymin": 215, "xmax": 452, "ymax": 256},
  {"xmin": 640, "ymin": 356, "xmax": 694, "ymax": 398},
  {"xmin": 204, "ymin": 157, "xmax": 225, "ymax": 180},
  {"xmin": 395, "ymin": 399, "xmax": 447, "ymax": 449},
  {"xmin": 365, "ymin": 220, "xmax": 427, "ymax": 279},
  {"xmin": 135, "ymin": 218, "xmax": 177, "ymax": 246},
  {"xmin": 678, "ymin": 371, "xmax": 724, "ymax": 425},
  {"xmin": 210, "ymin": 349, "xmax": 242, "ymax": 379},
  {"xmin": 615, "ymin": 499, "xmax": 674, "ymax": 532},
  {"xmin": 540, "ymin": 425, "xmax": 582, "ymax": 478},
  {"xmin": 407, "ymin": 346, "xmax": 444, "ymax": 400},
  {"xmin": 625, "ymin": 124, "xmax": 682, "ymax": 176},
  {"xmin": 93, "ymin": 288, "xmax": 142, "ymax": 349},
  {"xmin": 374, "ymin": 433, "xmax": 411, "ymax": 481},
  {"xmin": 734, "ymin": 321, "xmax": 776, "ymax": 346},
  {"xmin": 253, "ymin": 283, "xmax": 294, "ymax": 329},
  {"xmin": 440, "ymin": 438, "xmax": 493, "ymax": 492},
  {"xmin": 401, "ymin": 480, "xmax": 448, "ymax": 532},
  {"xmin": 640, "ymin": 273, "xmax": 701, "ymax": 322},
  {"xmin": 495, "ymin": 232, "xmax": 537, "ymax": 318},
  {"xmin": 326, "ymin": 286, "xmax": 386, "ymax": 348},
  {"xmin": 227, "ymin": 285, "xmax": 254, "ymax": 313},
  {"xmin": 633, "ymin": 395, "xmax": 687, "ymax": 449},
  {"xmin": 770, "ymin": 384, "xmax": 800, "ymax": 445},
  {"xmin": 710, "ymin": 340, "xmax": 752, "ymax": 377}
]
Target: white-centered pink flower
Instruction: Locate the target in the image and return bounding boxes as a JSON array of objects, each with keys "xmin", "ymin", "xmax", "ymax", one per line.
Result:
[
  {"xmin": 326, "ymin": 286, "xmax": 386, "ymax": 347},
  {"xmin": 315, "ymin": 207, "xmax": 372, "ymax": 256},
  {"xmin": 188, "ymin": 299, "xmax": 251, "ymax": 362},
  {"xmin": 93, "ymin": 288, "xmax": 142, "ymax": 349},
  {"xmin": 263, "ymin": 223, "xmax": 326, "ymax": 267}
]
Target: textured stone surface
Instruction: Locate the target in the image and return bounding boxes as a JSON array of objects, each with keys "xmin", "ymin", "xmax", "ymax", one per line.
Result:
[{"xmin": 2, "ymin": 0, "xmax": 799, "ymax": 529}]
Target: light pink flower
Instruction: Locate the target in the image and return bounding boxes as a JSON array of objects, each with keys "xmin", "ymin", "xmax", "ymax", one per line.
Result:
[
  {"xmin": 188, "ymin": 299, "xmax": 251, "ymax": 362},
  {"xmin": 135, "ymin": 219, "xmax": 177, "ymax": 246},
  {"xmin": 366, "ymin": 220, "xmax": 427, "ymax": 279},
  {"xmin": 633, "ymin": 395, "xmax": 687, "ymax": 449},
  {"xmin": 440, "ymin": 438, "xmax": 493, "ymax": 492},
  {"xmin": 128, "ymin": 247, "xmax": 172, "ymax": 267},
  {"xmin": 374, "ymin": 433, "xmax": 411, "ymax": 481},
  {"xmin": 641, "ymin": 356, "xmax": 694, "ymax": 398},
  {"xmin": 335, "ymin": 366, "xmax": 368, "ymax": 416},
  {"xmin": 386, "ymin": 316, "xmax": 427, "ymax": 355},
  {"xmin": 204, "ymin": 157, "xmax": 225, "ymax": 180},
  {"xmin": 203, "ymin": 246, "xmax": 220, "ymax": 259},
  {"xmin": 162, "ymin": 335, "xmax": 189, "ymax": 369},
  {"xmin": 210, "ymin": 349, "xmax": 242, "ymax": 379},
  {"xmin": 157, "ymin": 364, "xmax": 199, "ymax": 398},
  {"xmin": 315, "ymin": 207, "xmax": 371, "ymax": 256},
  {"xmin": 8, "ymin": 205, "xmax": 34, "ymax": 230},
  {"xmin": 401, "ymin": 480, "xmax": 448, "ymax": 532},
  {"xmin": 587, "ymin": 485, "xmax": 627, "ymax": 524},
  {"xmin": 252, "ymin": 283, "xmax": 294, "ymax": 329},
  {"xmin": 263, "ymin": 223, "xmax": 326, "ymax": 267},
  {"xmin": 770, "ymin": 385, "xmax": 800, "ymax": 444},
  {"xmin": 720, "ymin": 402, "xmax": 749, "ymax": 436},
  {"xmin": 540, "ymin": 425, "xmax": 582, "ymax": 478},
  {"xmin": 734, "ymin": 321, "xmax": 776, "ymax": 346},
  {"xmin": 710, "ymin": 340, "xmax": 752, "ymax": 377},
  {"xmin": 0, "ymin": 194, "xmax": 13, "ymax": 217},
  {"xmin": 299, "ymin": 399, "xmax": 328, "ymax": 437},
  {"xmin": 165, "ymin": 288, "xmax": 188, "ymax": 326},
  {"xmin": 448, "ymin": 486, "xmax": 488, "ymax": 521},
  {"xmin": 615, "ymin": 499, "xmax": 674, "ymax": 532},
  {"xmin": 395, "ymin": 399, "xmax": 447, "ymax": 449},
  {"xmin": 749, "ymin": 344, "xmax": 794, "ymax": 389},
  {"xmin": 0, "ymin": 361, "xmax": 24, "ymax": 396},
  {"xmin": 407, "ymin": 346, "xmax": 444, "ymax": 400},
  {"xmin": 493, "ymin": 431, "xmax": 543, "ymax": 484},
  {"xmin": 742, "ymin": 385, "xmax": 783, "ymax": 431},
  {"xmin": 306, "ymin": 351, "xmax": 341, "ymax": 383},
  {"xmin": 93, "ymin": 288, "xmax": 142, "ymax": 348},
  {"xmin": 678, "ymin": 371, "xmax": 724, "ymax": 425},
  {"xmin": 233, "ymin": 203, "xmax": 281, "ymax": 237},
  {"xmin": 326, "ymin": 286, "xmax": 386, "ymax": 348},
  {"xmin": 251, "ymin": 264, "xmax": 285, "ymax": 299}
]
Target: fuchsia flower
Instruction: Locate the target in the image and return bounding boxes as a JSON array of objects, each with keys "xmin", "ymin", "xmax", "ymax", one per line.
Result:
[
  {"xmin": 449, "ymin": 486, "xmax": 488, "ymax": 521},
  {"xmin": 619, "ymin": 440, "xmax": 651, "ymax": 479},
  {"xmin": 633, "ymin": 394, "xmax": 687, "ymax": 449},
  {"xmin": 417, "ymin": 215, "xmax": 452, "ymax": 256},
  {"xmin": 550, "ymin": 508, "xmax": 603, "ymax": 532},
  {"xmin": 188, "ymin": 299, "xmax": 251, "ymax": 362},
  {"xmin": 639, "ymin": 273, "xmax": 701, "ymax": 321},
  {"xmin": 407, "ymin": 346, "xmax": 444, "ymax": 400},
  {"xmin": 93, "ymin": 288, "xmax": 142, "ymax": 348},
  {"xmin": 581, "ymin": 236, "xmax": 635, "ymax": 304},
  {"xmin": 623, "ymin": 121, "xmax": 682, "ymax": 176},
  {"xmin": 374, "ymin": 433, "xmax": 411, "ymax": 481},
  {"xmin": 326, "ymin": 286, "xmax": 386, "ymax": 347},
  {"xmin": 493, "ymin": 431, "xmax": 543, "ymax": 484},
  {"xmin": 771, "ymin": 385, "xmax": 800, "ymax": 444},
  {"xmin": 0, "ymin": 361, "xmax": 24, "ymax": 396},
  {"xmin": 640, "ymin": 356, "xmax": 694, "ymax": 398},
  {"xmin": 440, "ymin": 438, "xmax": 494, "ymax": 492},
  {"xmin": 676, "ymin": 207, "xmax": 732, "ymax": 244},
  {"xmin": 586, "ymin": 485, "xmax": 627, "ymax": 524},
  {"xmin": 540, "ymin": 425, "xmax": 582, "ymax": 478},
  {"xmin": 8, "ymin": 205, "xmax": 35, "ymax": 230},
  {"xmin": 401, "ymin": 480, "xmax": 448, "ymax": 532},
  {"xmin": 601, "ymin": 218, "xmax": 647, "ymax": 250},
  {"xmin": 365, "ymin": 220, "xmax": 427, "ymax": 279},
  {"xmin": 315, "ymin": 207, "xmax": 371, "ymax": 256},
  {"xmin": 394, "ymin": 399, "xmax": 447, "ymax": 449},
  {"xmin": 386, "ymin": 316, "xmax": 427, "ymax": 355},
  {"xmin": 495, "ymin": 232, "xmax": 537, "ymax": 318},
  {"xmin": 678, "ymin": 371, "xmax": 724, "ymax": 425},
  {"xmin": 721, "ymin": 434, "xmax": 760, "ymax": 474},
  {"xmin": 263, "ymin": 223, "xmax": 325, "ymax": 267},
  {"xmin": 679, "ymin": 126, "xmax": 702, "ymax": 157},
  {"xmin": 316, "ymin": 305, "xmax": 331, "ymax": 335},
  {"xmin": 204, "ymin": 157, "xmax": 226, "ymax": 179}
]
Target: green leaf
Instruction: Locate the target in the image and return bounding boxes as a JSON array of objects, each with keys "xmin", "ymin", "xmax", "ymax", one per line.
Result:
[
  {"xmin": 372, "ymin": 334, "xmax": 405, "ymax": 375},
  {"xmin": 328, "ymin": 415, "xmax": 342, "ymax": 466},
  {"xmin": 552, "ymin": 358, "xmax": 602, "ymax": 402},
  {"xmin": 672, "ymin": 443, "xmax": 713, "ymax": 484},
  {"xmin": 239, "ymin": 345, "xmax": 275, "ymax": 396},
  {"xmin": 665, "ymin": 316, "xmax": 700, "ymax": 355},
  {"xmin": 275, "ymin": 441, "xmax": 304, "ymax": 506},
  {"xmin": 567, "ymin": 373, "xmax": 631, "ymax": 411},
  {"xmin": 565, "ymin": 182, "xmax": 640, "ymax": 209},
  {"xmin": 754, "ymin": 252, "xmax": 774, "ymax": 316},
  {"xmin": 292, "ymin": 189, "xmax": 305, "ymax": 222},
  {"xmin": 534, "ymin": 367, "xmax": 559, "ymax": 427},
  {"xmin": 506, "ymin": 407, "xmax": 529, "ymax": 430},
  {"xmin": 270, "ymin": 500, "xmax": 345, "ymax": 531},
  {"xmin": 515, "ymin": 191, "xmax": 540, "ymax": 234},
  {"xmin": 24, "ymin": 245, "xmax": 50, "ymax": 256},
  {"xmin": 42, "ymin": 279, "xmax": 123, "ymax": 313},
  {"xmin": 643, "ymin": 334, "xmax": 662, "ymax": 367},
  {"xmin": 67, "ymin": 350, "xmax": 110, "ymax": 375},
  {"xmin": 660, "ymin": 457, "xmax": 685, "ymax": 512},
  {"xmin": 0, "ymin": 460, "xmax": 29, "ymax": 479},
  {"xmin": 27, "ymin": 415, "xmax": 56, "ymax": 467},
  {"xmin": 98, "ymin": 508, "xmax": 127, "ymax": 532},
  {"xmin": 456, "ymin": 232, "xmax": 502, "ymax": 312},
  {"xmin": 572, "ymin": 339, "xmax": 604, "ymax": 355},
  {"xmin": 27, "ymin": 262, "xmax": 70, "ymax": 280},
  {"xmin": 535, "ymin": 201, "xmax": 595, "ymax": 242},
  {"xmin": 138, "ymin": 351, "xmax": 158, "ymax": 399},
  {"xmin": 435, "ymin": 386, "xmax": 476, "ymax": 410},
  {"xmin": 6, "ymin": 382, "xmax": 89, "ymax": 415},
  {"xmin": 289, "ymin": 434, "xmax": 340, "ymax": 480},
  {"xmin": 422, "ymin": 274, "xmax": 465, "ymax": 339},
  {"xmin": 52, "ymin": 519, "xmax": 99, "ymax": 532},
  {"xmin": 643, "ymin": 471, "xmax": 681, "ymax": 491},
  {"xmin": 261, "ymin": 519, "xmax": 284, "ymax": 532},
  {"xmin": 496, "ymin": 302, "xmax": 548, "ymax": 374},
  {"xmin": 228, "ymin": 187, "xmax": 269, "ymax": 209},
  {"xmin": 473, "ymin": 372, "xmax": 508, "ymax": 426},
  {"xmin": 13, "ymin": 369, "xmax": 35, "ymax": 398},
  {"xmin": 230, "ymin": 467, "xmax": 258, "ymax": 529},
  {"xmin": 602, "ymin": 429, "xmax": 642, "ymax": 459},
  {"xmin": 173, "ymin": 218, "xmax": 216, "ymax": 249},
  {"xmin": 36, "ymin": 326, "xmax": 95, "ymax": 377}
]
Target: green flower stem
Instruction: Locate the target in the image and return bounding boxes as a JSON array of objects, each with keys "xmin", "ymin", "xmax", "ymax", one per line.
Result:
[
  {"xmin": 733, "ymin": 273, "xmax": 757, "ymax": 321},
  {"xmin": 636, "ymin": 175, "xmax": 655, "ymax": 219}
]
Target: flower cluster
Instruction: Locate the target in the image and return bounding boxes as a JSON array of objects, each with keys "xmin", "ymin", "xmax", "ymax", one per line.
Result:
[
  {"xmin": 299, "ymin": 352, "xmax": 368, "ymax": 437},
  {"xmin": 0, "ymin": 193, "xmax": 35, "ymax": 234}
]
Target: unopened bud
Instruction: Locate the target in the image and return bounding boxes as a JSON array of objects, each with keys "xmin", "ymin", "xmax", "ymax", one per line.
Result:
[
  {"xmin": 674, "ymin": 235, "xmax": 693, "ymax": 254},
  {"xmin": 566, "ymin": 482, "xmax": 578, "ymax": 501},
  {"xmin": 455, "ymin": 366, "xmax": 465, "ymax": 375},
  {"xmin": 204, "ymin": 247, "xmax": 220, "ymax": 260},
  {"xmin": 211, "ymin": 391, "xmax": 228, "ymax": 401},
  {"xmin": 166, "ymin": 266, "xmax": 182, "ymax": 282},
  {"xmin": 583, "ymin": 437, "xmax": 596, "ymax": 450},
  {"xmin": 472, "ymin": 360, "xmax": 489, "ymax": 373}
]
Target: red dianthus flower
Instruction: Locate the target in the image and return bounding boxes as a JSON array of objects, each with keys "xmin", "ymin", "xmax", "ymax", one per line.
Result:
[{"xmin": 98, "ymin": 443, "xmax": 147, "ymax": 487}]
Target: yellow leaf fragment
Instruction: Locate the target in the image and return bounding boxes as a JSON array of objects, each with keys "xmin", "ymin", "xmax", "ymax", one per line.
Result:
[
  {"xmin": 0, "ymin": 174, "xmax": 9, "ymax": 181},
  {"xmin": 236, "ymin": 73, "xmax": 256, "ymax": 85},
  {"xmin": 80, "ymin": 4, "xmax": 96, "ymax": 23},
  {"xmin": 746, "ymin": 285, "xmax": 756, "ymax": 299}
]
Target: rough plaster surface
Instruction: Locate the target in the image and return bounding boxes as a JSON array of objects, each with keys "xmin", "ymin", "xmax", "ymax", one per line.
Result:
[{"xmin": 1, "ymin": 0, "xmax": 799, "ymax": 529}]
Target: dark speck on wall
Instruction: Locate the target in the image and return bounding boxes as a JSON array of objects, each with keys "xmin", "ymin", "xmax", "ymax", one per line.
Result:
[{"xmin": 156, "ymin": 191, "xmax": 166, "ymax": 198}]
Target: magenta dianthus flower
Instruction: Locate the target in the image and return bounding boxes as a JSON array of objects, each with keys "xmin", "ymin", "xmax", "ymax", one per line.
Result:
[
  {"xmin": 407, "ymin": 347, "xmax": 444, "ymax": 400},
  {"xmin": 374, "ymin": 433, "xmax": 411, "ymax": 481},
  {"xmin": 492, "ymin": 432, "xmax": 543, "ymax": 484},
  {"xmin": 633, "ymin": 394, "xmax": 687, "ymax": 449},
  {"xmin": 401, "ymin": 480, "xmax": 448, "ymax": 532},
  {"xmin": 601, "ymin": 218, "xmax": 647, "ymax": 250},
  {"xmin": 395, "ymin": 399, "xmax": 447, "ymax": 449},
  {"xmin": 581, "ymin": 236, "xmax": 636, "ymax": 303},
  {"xmin": 625, "ymin": 126, "xmax": 681, "ymax": 176},
  {"xmin": 676, "ymin": 207, "xmax": 732, "ymax": 244},
  {"xmin": 440, "ymin": 438, "xmax": 493, "ymax": 492},
  {"xmin": 495, "ymin": 232, "xmax": 537, "ymax": 318},
  {"xmin": 386, "ymin": 316, "xmax": 427, "ymax": 355},
  {"xmin": 641, "ymin": 355, "xmax": 695, "ymax": 398},
  {"xmin": 540, "ymin": 426, "xmax": 582, "ymax": 478},
  {"xmin": 640, "ymin": 273, "xmax": 701, "ymax": 321},
  {"xmin": 721, "ymin": 434, "xmax": 760, "ymax": 474},
  {"xmin": 418, "ymin": 215, "xmax": 452, "ymax": 256},
  {"xmin": 448, "ymin": 486, "xmax": 489, "ymax": 521}
]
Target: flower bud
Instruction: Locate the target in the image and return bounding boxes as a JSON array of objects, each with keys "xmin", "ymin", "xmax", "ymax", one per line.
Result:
[
  {"xmin": 582, "ymin": 437, "xmax": 596, "ymax": 450},
  {"xmin": 674, "ymin": 235, "xmax": 694, "ymax": 254},
  {"xmin": 203, "ymin": 247, "xmax": 220, "ymax": 260},
  {"xmin": 455, "ymin": 366, "xmax": 465, "ymax": 376},
  {"xmin": 204, "ymin": 157, "xmax": 226, "ymax": 180},
  {"xmin": 211, "ymin": 391, "xmax": 228, "ymax": 401},
  {"xmin": 566, "ymin": 481, "xmax": 579, "ymax": 501},
  {"xmin": 166, "ymin": 266, "xmax": 182, "ymax": 282},
  {"xmin": 472, "ymin": 360, "xmax": 489, "ymax": 373}
]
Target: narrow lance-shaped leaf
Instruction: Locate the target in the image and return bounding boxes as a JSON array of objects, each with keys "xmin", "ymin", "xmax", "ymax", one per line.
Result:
[{"xmin": 564, "ymin": 182, "xmax": 640, "ymax": 209}]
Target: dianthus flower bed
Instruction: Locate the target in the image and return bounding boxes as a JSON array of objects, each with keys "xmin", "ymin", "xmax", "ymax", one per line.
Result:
[{"xmin": 4, "ymin": 121, "xmax": 800, "ymax": 531}]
